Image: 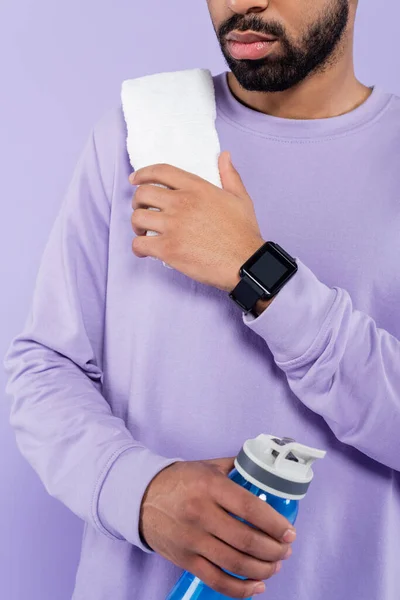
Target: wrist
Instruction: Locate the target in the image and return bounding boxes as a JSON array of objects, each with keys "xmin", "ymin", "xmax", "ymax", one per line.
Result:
[{"xmin": 253, "ymin": 295, "xmax": 275, "ymax": 315}]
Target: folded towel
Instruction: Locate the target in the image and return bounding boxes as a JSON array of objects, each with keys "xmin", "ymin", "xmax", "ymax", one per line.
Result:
[{"xmin": 121, "ymin": 68, "xmax": 222, "ymax": 268}]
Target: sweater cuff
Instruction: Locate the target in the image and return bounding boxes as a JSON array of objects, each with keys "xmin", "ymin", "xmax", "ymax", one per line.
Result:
[
  {"xmin": 242, "ymin": 259, "xmax": 338, "ymax": 364},
  {"xmin": 96, "ymin": 446, "xmax": 184, "ymax": 553}
]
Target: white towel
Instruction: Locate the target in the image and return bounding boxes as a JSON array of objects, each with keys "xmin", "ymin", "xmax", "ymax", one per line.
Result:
[{"xmin": 121, "ymin": 68, "xmax": 222, "ymax": 268}]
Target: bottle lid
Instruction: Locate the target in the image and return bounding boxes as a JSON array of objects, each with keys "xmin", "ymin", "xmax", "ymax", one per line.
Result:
[{"xmin": 234, "ymin": 434, "xmax": 326, "ymax": 500}]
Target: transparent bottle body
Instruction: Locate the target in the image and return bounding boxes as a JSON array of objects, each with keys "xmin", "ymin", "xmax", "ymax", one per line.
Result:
[{"xmin": 165, "ymin": 467, "xmax": 299, "ymax": 600}]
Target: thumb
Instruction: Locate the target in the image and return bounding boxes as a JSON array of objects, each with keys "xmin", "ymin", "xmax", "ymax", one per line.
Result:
[
  {"xmin": 219, "ymin": 151, "xmax": 251, "ymax": 201},
  {"xmin": 203, "ymin": 456, "xmax": 237, "ymax": 475}
]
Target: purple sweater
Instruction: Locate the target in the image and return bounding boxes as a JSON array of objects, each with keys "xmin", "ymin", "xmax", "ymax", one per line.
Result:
[{"xmin": 4, "ymin": 71, "xmax": 400, "ymax": 600}]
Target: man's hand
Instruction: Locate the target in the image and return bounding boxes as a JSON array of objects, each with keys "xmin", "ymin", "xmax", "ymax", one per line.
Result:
[
  {"xmin": 139, "ymin": 457, "xmax": 296, "ymax": 599},
  {"xmin": 129, "ymin": 152, "xmax": 265, "ymax": 293}
]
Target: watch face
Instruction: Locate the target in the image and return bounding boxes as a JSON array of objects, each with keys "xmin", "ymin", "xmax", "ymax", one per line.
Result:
[{"xmin": 243, "ymin": 242, "xmax": 297, "ymax": 294}]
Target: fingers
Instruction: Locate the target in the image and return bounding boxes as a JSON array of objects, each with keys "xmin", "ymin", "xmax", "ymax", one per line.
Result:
[
  {"xmin": 131, "ymin": 207, "xmax": 167, "ymax": 236},
  {"xmin": 132, "ymin": 232, "xmax": 164, "ymax": 259},
  {"xmin": 132, "ymin": 183, "xmax": 175, "ymax": 210},
  {"xmin": 188, "ymin": 554, "xmax": 268, "ymax": 600},
  {"xmin": 205, "ymin": 504, "xmax": 291, "ymax": 563},
  {"xmin": 202, "ymin": 457, "xmax": 236, "ymax": 476},
  {"xmin": 214, "ymin": 477, "xmax": 296, "ymax": 544},
  {"xmin": 130, "ymin": 163, "xmax": 208, "ymax": 192},
  {"xmin": 195, "ymin": 532, "xmax": 280, "ymax": 583}
]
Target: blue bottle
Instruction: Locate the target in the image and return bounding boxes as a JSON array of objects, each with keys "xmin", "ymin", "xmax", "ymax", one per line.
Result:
[{"xmin": 166, "ymin": 434, "xmax": 326, "ymax": 600}]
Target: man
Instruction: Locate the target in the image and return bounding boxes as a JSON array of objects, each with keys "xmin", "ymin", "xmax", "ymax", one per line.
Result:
[{"xmin": 3, "ymin": 0, "xmax": 400, "ymax": 599}]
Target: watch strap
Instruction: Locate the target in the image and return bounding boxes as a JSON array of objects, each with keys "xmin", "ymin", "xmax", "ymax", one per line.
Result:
[{"xmin": 229, "ymin": 275, "xmax": 266, "ymax": 313}]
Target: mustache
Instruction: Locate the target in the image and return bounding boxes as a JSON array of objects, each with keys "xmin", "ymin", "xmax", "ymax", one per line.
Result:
[{"xmin": 218, "ymin": 15, "xmax": 285, "ymax": 40}]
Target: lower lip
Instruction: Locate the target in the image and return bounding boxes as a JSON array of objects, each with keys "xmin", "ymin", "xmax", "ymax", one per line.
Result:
[{"xmin": 227, "ymin": 39, "xmax": 277, "ymax": 60}]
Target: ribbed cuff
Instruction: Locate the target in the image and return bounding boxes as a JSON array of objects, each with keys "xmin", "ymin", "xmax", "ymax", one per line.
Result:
[
  {"xmin": 242, "ymin": 259, "xmax": 338, "ymax": 365},
  {"xmin": 96, "ymin": 446, "xmax": 184, "ymax": 553}
]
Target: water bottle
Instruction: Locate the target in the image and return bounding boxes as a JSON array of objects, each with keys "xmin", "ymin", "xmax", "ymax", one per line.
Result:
[{"xmin": 166, "ymin": 433, "xmax": 326, "ymax": 600}]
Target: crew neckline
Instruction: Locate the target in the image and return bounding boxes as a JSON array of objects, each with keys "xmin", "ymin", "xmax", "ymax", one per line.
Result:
[{"xmin": 214, "ymin": 70, "xmax": 392, "ymax": 140}]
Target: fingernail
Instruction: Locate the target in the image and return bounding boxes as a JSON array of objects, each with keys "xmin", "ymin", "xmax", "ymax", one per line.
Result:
[
  {"xmin": 253, "ymin": 582, "xmax": 265, "ymax": 595},
  {"xmin": 274, "ymin": 561, "xmax": 282, "ymax": 574},
  {"xmin": 282, "ymin": 528, "xmax": 296, "ymax": 543},
  {"xmin": 129, "ymin": 172, "xmax": 136, "ymax": 184},
  {"xmin": 283, "ymin": 546, "xmax": 292, "ymax": 560}
]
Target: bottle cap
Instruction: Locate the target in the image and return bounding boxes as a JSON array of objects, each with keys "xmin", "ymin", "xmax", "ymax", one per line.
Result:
[{"xmin": 234, "ymin": 434, "xmax": 326, "ymax": 500}]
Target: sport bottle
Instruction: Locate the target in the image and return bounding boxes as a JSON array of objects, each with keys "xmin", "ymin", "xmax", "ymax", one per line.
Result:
[{"xmin": 165, "ymin": 433, "xmax": 326, "ymax": 600}]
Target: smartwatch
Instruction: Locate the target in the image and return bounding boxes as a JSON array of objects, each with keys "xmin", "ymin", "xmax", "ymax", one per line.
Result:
[{"xmin": 229, "ymin": 241, "xmax": 298, "ymax": 315}]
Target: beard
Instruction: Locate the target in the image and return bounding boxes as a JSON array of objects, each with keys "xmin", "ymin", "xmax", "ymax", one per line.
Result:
[{"xmin": 217, "ymin": 0, "xmax": 350, "ymax": 92}]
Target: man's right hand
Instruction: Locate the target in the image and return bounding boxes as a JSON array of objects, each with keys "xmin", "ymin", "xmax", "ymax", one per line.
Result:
[{"xmin": 139, "ymin": 457, "xmax": 296, "ymax": 599}]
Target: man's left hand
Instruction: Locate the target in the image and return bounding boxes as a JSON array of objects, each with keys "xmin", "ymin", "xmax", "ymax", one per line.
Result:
[{"xmin": 129, "ymin": 151, "xmax": 265, "ymax": 293}]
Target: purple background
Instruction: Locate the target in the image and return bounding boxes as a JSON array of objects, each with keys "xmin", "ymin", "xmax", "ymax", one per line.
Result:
[{"xmin": 1, "ymin": 1, "xmax": 399, "ymax": 598}]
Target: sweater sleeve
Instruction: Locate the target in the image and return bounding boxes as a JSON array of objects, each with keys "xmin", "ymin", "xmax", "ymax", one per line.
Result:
[
  {"xmin": 2, "ymin": 112, "xmax": 183, "ymax": 553},
  {"xmin": 242, "ymin": 259, "xmax": 400, "ymax": 471}
]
